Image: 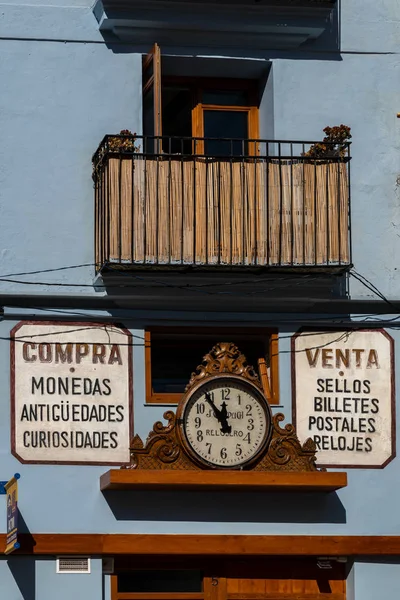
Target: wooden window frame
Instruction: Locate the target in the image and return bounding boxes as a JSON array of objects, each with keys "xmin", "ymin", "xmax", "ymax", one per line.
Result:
[
  {"xmin": 143, "ymin": 43, "xmax": 162, "ymax": 151},
  {"xmin": 192, "ymin": 104, "xmax": 259, "ymax": 155},
  {"xmin": 145, "ymin": 327, "xmax": 279, "ymax": 405}
]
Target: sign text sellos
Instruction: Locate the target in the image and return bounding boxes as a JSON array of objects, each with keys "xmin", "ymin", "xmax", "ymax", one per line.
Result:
[{"xmin": 292, "ymin": 329, "xmax": 395, "ymax": 468}]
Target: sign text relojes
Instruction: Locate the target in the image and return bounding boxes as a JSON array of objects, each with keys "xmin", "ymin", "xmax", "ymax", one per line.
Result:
[{"xmin": 293, "ymin": 330, "xmax": 394, "ymax": 468}]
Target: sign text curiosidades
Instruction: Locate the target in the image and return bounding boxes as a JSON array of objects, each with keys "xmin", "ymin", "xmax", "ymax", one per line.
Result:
[{"xmin": 12, "ymin": 323, "xmax": 132, "ymax": 465}]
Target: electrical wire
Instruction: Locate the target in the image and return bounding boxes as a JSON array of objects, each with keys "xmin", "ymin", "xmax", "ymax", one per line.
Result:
[
  {"xmin": 3, "ymin": 325, "xmax": 355, "ymax": 361},
  {"xmin": 0, "ymin": 274, "xmax": 325, "ymax": 296},
  {"xmin": 0, "ymin": 262, "xmax": 399, "ymax": 321},
  {"xmin": 0, "ymin": 272, "xmax": 320, "ymax": 289},
  {"xmin": 0, "ymin": 260, "xmax": 336, "ymax": 294},
  {"xmin": 349, "ymin": 270, "xmax": 395, "ymax": 308},
  {"xmin": 271, "ymin": 330, "xmax": 352, "ymax": 358},
  {"xmin": 0, "ymin": 263, "xmax": 97, "ymax": 279},
  {"xmin": 0, "ymin": 263, "xmax": 397, "ymax": 306}
]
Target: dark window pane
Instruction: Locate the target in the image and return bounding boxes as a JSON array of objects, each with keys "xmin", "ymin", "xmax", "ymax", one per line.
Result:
[
  {"xmin": 142, "ymin": 57, "xmax": 154, "ymax": 82},
  {"xmin": 203, "ymin": 110, "xmax": 248, "ymax": 156},
  {"xmin": 151, "ymin": 333, "xmax": 269, "ymax": 394},
  {"xmin": 118, "ymin": 570, "xmax": 203, "ymax": 593},
  {"xmin": 202, "ymin": 89, "xmax": 248, "ymax": 106},
  {"xmin": 162, "ymin": 86, "xmax": 192, "ymax": 154},
  {"xmin": 143, "ymin": 89, "xmax": 155, "ymax": 153}
]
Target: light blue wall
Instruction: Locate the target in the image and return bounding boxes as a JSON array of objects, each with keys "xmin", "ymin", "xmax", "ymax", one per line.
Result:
[
  {"xmin": 36, "ymin": 558, "xmax": 103, "ymax": 600},
  {"xmin": 1, "ymin": 5, "xmax": 400, "ymax": 597},
  {"xmin": 0, "ymin": 0, "xmax": 399, "ymax": 299},
  {"xmin": 0, "ymin": 556, "xmax": 36, "ymax": 599},
  {"xmin": 0, "ymin": 0, "xmax": 141, "ymax": 294},
  {"xmin": 0, "ymin": 0, "xmax": 400, "ymax": 600},
  {"xmin": 269, "ymin": 54, "xmax": 400, "ymax": 300},
  {"xmin": 0, "ymin": 556, "xmax": 103, "ymax": 600},
  {"xmin": 352, "ymin": 561, "xmax": 400, "ymax": 600},
  {"xmin": 0, "ymin": 312, "xmax": 400, "ymax": 537}
]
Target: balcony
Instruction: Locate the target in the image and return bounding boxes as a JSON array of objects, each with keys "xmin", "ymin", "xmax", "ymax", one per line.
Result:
[{"xmin": 93, "ymin": 135, "xmax": 350, "ymax": 273}]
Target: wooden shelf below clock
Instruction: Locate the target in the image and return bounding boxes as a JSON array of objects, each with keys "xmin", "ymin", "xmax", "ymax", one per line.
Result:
[{"xmin": 100, "ymin": 469, "xmax": 347, "ymax": 493}]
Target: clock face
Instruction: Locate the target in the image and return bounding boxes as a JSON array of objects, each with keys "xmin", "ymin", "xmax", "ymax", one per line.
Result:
[{"xmin": 180, "ymin": 376, "xmax": 271, "ymax": 468}]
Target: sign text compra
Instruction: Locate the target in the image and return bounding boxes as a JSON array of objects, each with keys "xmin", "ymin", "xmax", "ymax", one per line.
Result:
[{"xmin": 11, "ymin": 323, "xmax": 132, "ymax": 464}]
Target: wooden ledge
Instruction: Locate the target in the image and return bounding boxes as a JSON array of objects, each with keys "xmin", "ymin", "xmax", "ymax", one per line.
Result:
[
  {"xmin": 100, "ymin": 469, "xmax": 347, "ymax": 492},
  {"xmin": 4, "ymin": 534, "xmax": 400, "ymax": 556}
]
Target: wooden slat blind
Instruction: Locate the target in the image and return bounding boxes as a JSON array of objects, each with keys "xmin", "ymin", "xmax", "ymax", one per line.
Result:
[{"xmin": 98, "ymin": 157, "xmax": 349, "ymax": 268}]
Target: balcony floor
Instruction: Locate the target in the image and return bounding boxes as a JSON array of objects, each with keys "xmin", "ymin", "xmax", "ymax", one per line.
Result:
[{"xmin": 96, "ymin": 267, "xmax": 349, "ymax": 313}]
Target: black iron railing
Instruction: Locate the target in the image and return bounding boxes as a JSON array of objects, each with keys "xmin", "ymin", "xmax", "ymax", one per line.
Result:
[{"xmin": 93, "ymin": 135, "xmax": 351, "ymax": 270}]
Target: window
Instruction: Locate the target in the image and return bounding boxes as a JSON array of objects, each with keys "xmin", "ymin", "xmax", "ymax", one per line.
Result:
[
  {"xmin": 142, "ymin": 44, "xmax": 259, "ymax": 155},
  {"xmin": 145, "ymin": 328, "xmax": 279, "ymax": 405},
  {"xmin": 117, "ymin": 570, "xmax": 203, "ymax": 593}
]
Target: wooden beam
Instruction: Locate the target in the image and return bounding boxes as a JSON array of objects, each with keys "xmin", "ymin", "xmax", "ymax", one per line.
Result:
[
  {"xmin": 100, "ymin": 470, "xmax": 347, "ymax": 493},
  {"xmin": 3, "ymin": 534, "xmax": 400, "ymax": 556}
]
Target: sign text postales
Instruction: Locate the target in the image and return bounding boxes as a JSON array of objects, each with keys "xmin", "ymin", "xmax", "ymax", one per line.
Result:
[{"xmin": 292, "ymin": 329, "xmax": 395, "ymax": 468}]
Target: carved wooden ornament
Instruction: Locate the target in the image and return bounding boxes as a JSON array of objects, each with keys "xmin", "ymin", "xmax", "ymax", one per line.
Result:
[{"xmin": 126, "ymin": 343, "xmax": 318, "ymax": 472}]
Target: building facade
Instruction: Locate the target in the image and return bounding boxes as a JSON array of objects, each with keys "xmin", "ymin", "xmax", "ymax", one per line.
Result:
[{"xmin": 1, "ymin": 0, "xmax": 400, "ymax": 598}]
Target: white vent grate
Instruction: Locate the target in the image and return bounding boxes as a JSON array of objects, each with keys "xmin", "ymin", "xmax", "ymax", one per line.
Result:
[{"xmin": 57, "ymin": 557, "xmax": 91, "ymax": 574}]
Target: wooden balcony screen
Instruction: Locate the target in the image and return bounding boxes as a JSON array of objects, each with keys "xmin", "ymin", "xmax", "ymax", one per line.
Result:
[{"xmin": 95, "ymin": 157, "xmax": 349, "ymax": 268}]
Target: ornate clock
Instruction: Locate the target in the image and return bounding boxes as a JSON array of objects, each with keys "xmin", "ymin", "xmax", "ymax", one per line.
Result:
[
  {"xmin": 177, "ymin": 375, "xmax": 272, "ymax": 469},
  {"xmin": 127, "ymin": 342, "xmax": 319, "ymax": 473}
]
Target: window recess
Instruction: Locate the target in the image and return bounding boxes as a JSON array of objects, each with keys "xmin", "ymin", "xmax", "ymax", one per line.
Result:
[
  {"xmin": 145, "ymin": 328, "xmax": 279, "ymax": 405},
  {"xmin": 142, "ymin": 44, "xmax": 260, "ymax": 156}
]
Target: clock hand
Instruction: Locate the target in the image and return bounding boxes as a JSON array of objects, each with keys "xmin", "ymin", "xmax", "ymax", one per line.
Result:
[
  {"xmin": 204, "ymin": 393, "xmax": 231, "ymax": 434},
  {"xmin": 219, "ymin": 401, "xmax": 232, "ymax": 434},
  {"xmin": 204, "ymin": 392, "xmax": 222, "ymax": 421},
  {"xmin": 220, "ymin": 401, "xmax": 228, "ymax": 421}
]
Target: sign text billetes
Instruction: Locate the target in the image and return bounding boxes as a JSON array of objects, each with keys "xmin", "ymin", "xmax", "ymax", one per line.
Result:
[
  {"xmin": 11, "ymin": 322, "xmax": 132, "ymax": 464},
  {"xmin": 5, "ymin": 475, "xmax": 19, "ymax": 554},
  {"xmin": 293, "ymin": 330, "xmax": 395, "ymax": 467}
]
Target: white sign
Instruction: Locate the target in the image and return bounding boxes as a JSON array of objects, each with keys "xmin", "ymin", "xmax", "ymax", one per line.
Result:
[
  {"xmin": 11, "ymin": 322, "xmax": 132, "ymax": 464},
  {"xmin": 293, "ymin": 329, "xmax": 395, "ymax": 468}
]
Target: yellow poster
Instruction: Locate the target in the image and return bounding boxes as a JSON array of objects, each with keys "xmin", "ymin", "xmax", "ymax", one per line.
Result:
[{"xmin": 5, "ymin": 475, "xmax": 20, "ymax": 554}]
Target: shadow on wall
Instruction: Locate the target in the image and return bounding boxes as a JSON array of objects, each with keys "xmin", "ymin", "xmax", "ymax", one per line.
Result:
[
  {"xmin": 99, "ymin": 273, "xmax": 351, "ymax": 314},
  {"xmin": 7, "ymin": 555, "xmax": 35, "ymax": 600},
  {"xmin": 95, "ymin": 0, "xmax": 341, "ymax": 59},
  {"xmin": 7, "ymin": 509, "xmax": 36, "ymax": 600},
  {"xmin": 102, "ymin": 489, "xmax": 346, "ymax": 524}
]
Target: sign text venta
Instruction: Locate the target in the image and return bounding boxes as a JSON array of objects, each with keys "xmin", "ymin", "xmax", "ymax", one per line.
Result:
[
  {"xmin": 293, "ymin": 330, "xmax": 394, "ymax": 468},
  {"xmin": 11, "ymin": 322, "xmax": 132, "ymax": 464}
]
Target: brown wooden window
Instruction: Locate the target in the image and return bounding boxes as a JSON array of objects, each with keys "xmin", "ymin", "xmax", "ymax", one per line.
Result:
[
  {"xmin": 143, "ymin": 44, "xmax": 259, "ymax": 153},
  {"xmin": 145, "ymin": 328, "xmax": 279, "ymax": 405}
]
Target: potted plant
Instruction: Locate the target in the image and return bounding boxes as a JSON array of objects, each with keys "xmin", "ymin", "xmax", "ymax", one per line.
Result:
[{"xmin": 303, "ymin": 125, "xmax": 351, "ymax": 159}]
